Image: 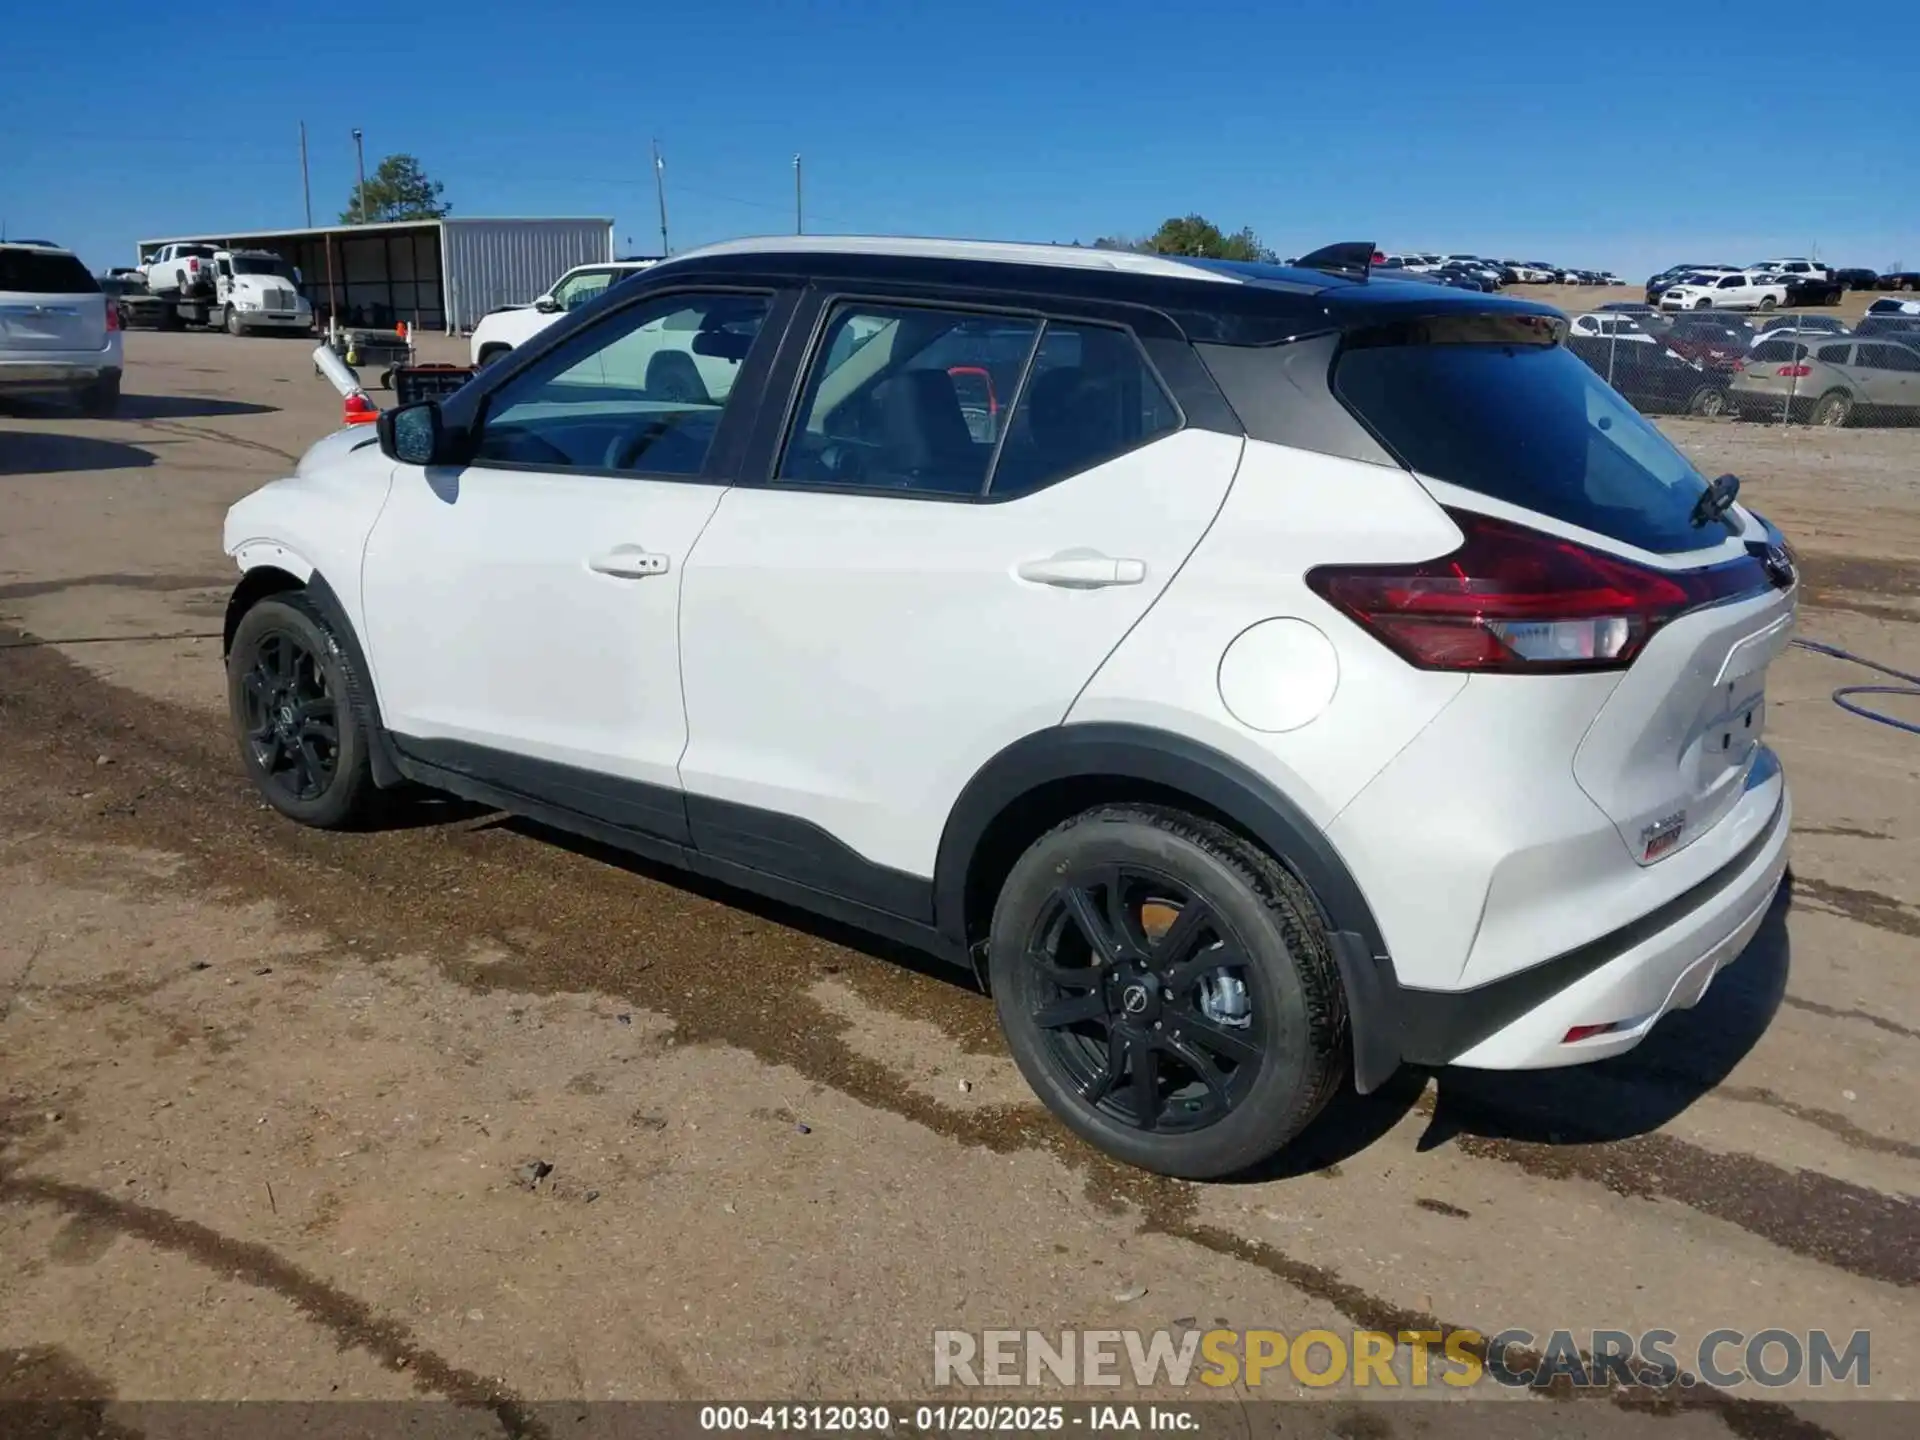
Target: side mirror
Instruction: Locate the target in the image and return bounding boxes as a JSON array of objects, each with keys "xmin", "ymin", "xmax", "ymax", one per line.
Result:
[
  {"xmin": 534, "ymin": 294, "xmax": 561, "ymax": 314},
  {"xmin": 378, "ymin": 401, "xmax": 448, "ymax": 466}
]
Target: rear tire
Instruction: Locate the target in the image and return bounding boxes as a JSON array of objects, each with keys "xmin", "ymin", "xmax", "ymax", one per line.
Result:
[
  {"xmin": 1814, "ymin": 391, "xmax": 1853, "ymax": 428},
  {"xmin": 477, "ymin": 344, "xmax": 511, "ymax": 368},
  {"xmin": 988, "ymin": 805, "xmax": 1349, "ymax": 1179},
  {"xmin": 77, "ymin": 373, "xmax": 120, "ymax": 418},
  {"xmin": 227, "ymin": 593, "xmax": 383, "ymax": 831},
  {"xmin": 1758, "ymin": 295, "xmax": 1778, "ymax": 311}
]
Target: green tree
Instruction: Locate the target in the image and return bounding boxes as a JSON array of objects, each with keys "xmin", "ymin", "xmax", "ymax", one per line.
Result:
[
  {"xmin": 1143, "ymin": 215, "xmax": 1275, "ymax": 263},
  {"xmin": 342, "ymin": 154, "xmax": 449, "ymax": 223}
]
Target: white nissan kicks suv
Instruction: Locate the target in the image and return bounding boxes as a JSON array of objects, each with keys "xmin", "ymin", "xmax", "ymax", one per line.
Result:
[{"xmin": 220, "ymin": 236, "xmax": 1795, "ymax": 1178}]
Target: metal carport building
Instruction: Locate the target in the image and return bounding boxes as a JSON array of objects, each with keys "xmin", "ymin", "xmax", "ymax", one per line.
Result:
[{"xmin": 134, "ymin": 216, "xmax": 614, "ymax": 334}]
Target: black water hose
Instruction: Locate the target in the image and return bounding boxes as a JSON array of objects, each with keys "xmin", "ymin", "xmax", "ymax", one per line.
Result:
[{"xmin": 1792, "ymin": 638, "xmax": 1920, "ymax": 736}]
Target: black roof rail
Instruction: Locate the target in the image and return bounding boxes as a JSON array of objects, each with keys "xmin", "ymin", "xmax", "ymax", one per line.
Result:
[{"xmin": 1293, "ymin": 241, "xmax": 1375, "ymax": 281}]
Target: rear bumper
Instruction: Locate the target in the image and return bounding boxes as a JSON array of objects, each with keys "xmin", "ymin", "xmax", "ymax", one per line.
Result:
[
  {"xmin": 0, "ymin": 354, "xmax": 119, "ymax": 394},
  {"xmin": 1391, "ymin": 749, "xmax": 1790, "ymax": 1071}
]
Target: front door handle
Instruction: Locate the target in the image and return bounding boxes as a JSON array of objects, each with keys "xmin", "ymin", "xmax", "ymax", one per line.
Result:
[
  {"xmin": 588, "ymin": 546, "xmax": 670, "ymax": 579},
  {"xmin": 1017, "ymin": 551, "xmax": 1147, "ymax": 590}
]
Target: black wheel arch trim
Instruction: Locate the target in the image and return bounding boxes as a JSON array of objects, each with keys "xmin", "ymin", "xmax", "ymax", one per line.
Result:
[{"xmin": 932, "ymin": 723, "xmax": 1404, "ymax": 1091}]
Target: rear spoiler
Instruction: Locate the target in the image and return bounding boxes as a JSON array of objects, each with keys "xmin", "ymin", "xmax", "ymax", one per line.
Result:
[{"xmin": 1294, "ymin": 242, "xmax": 1377, "ymax": 281}]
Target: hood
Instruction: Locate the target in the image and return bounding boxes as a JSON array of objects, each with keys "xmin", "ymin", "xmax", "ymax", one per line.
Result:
[{"xmin": 295, "ymin": 424, "xmax": 382, "ymax": 477}]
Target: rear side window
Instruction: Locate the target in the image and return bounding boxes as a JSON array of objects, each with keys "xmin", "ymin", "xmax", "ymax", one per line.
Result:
[
  {"xmin": 989, "ymin": 321, "xmax": 1181, "ymax": 498},
  {"xmin": 0, "ymin": 249, "xmax": 98, "ymax": 294},
  {"xmin": 777, "ymin": 305, "xmax": 1179, "ymax": 499},
  {"xmin": 1816, "ymin": 344, "xmax": 1853, "ymax": 364},
  {"xmin": 1333, "ymin": 334, "xmax": 1735, "ymax": 555}
]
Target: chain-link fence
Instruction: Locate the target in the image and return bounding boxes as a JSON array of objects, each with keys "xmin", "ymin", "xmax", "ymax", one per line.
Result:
[{"xmin": 1561, "ymin": 290, "xmax": 1920, "ymax": 429}]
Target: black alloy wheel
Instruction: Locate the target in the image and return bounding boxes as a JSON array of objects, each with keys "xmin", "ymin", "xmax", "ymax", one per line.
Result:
[
  {"xmin": 226, "ymin": 593, "xmax": 380, "ymax": 829},
  {"xmin": 990, "ymin": 806, "xmax": 1348, "ymax": 1178},
  {"xmin": 1025, "ymin": 864, "xmax": 1265, "ymax": 1134},
  {"xmin": 238, "ymin": 627, "xmax": 338, "ymax": 804}
]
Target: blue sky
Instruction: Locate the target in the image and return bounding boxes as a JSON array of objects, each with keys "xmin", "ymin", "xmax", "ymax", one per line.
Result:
[{"xmin": 4, "ymin": 0, "xmax": 1914, "ymax": 279}]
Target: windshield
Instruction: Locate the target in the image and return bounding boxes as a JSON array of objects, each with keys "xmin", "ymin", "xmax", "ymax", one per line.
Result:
[
  {"xmin": 230, "ymin": 256, "xmax": 295, "ymax": 278},
  {"xmin": 1334, "ymin": 335, "xmax": 1735, "ymax": 555}
]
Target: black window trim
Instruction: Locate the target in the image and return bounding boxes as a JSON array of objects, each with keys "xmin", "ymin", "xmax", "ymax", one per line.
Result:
[
  {"xmin": 459, "ymin": 282, "xmax": 794, "ymax": 488},
  {"xmin": 748, "ymin": 285, "xmax": 1189, "ymax": 507}
]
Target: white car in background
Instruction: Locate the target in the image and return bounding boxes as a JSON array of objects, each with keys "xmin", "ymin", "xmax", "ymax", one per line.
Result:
[
  {"xmin": 1659, "ymin": 271, "xmax": 1790, "ymax": 312},
  {"xmin": 1569, "ymin": 313, "xmax": 1658, "ymax": 344},
  {"xmin": 468, "ymin": 259, "xmax": 659, "ymax": 367}
]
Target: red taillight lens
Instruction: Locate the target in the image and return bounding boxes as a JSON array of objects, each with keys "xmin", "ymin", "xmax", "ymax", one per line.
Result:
[
  {"xmin": 342, "ymin": 391, "xmax": 378, "ymax": 426},
  {"xmin": 187, "ymin": 257, "xmax": 200, "ymax": 272},
  {"xmin": 1776, "ymin": 364, "xmax": 1811, "ymax": 377},
  {"xmin": 1305, "ymin": 509, "xmax": 1767, "ymax": 674},
  {"xmin": 104, "ymin": 297, "xmax": 119, "ymax": 332}
]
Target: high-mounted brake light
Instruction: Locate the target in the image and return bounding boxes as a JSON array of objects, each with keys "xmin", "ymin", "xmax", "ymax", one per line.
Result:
[{"xmin": 1305, "ymin": 509, "xmax": 1769, "ymax": 673}]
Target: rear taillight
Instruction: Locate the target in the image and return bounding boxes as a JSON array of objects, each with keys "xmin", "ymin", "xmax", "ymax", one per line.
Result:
[
  {"xmin": 1776, "ymin": 364, "xmax": 1811, "ymax": 377},
  {"xmin": 342, "ymin": 391, "xmax": 378, "ymax": 426},
  {"xmin": 104, "ymin": 297, "xmax": 119, "ymax": 332},
  {"xmin": 187, "ymin": 257, "xmax": 200, "ymax": 273},
  {"xmin": 1305, "ymin": 509, "xmax": 1767, "ymax": 674}
]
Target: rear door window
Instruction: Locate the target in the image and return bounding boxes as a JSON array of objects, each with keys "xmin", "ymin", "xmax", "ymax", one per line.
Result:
[
  {"xmin": 1333, "ymin": 327, "xmax": 1736, "ymax": 554},
  {"xmin": 1860, "ymin": 344, "xmax": 1920, "ymax": 372},
  {"xmin": 0, "ymin": 249, "xmax": 98, "ymax": 294}
]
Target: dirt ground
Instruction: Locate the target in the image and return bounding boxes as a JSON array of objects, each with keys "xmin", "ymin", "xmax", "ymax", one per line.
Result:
[{"xmin": 1, "ymin": 329, "xmax": 1916, "ymax": 1436}]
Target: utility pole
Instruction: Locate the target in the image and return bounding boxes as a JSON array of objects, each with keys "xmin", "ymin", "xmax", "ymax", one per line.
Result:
[
  {"xmin": 299, "ymin": 121, "xmax": 313, "ymax": 228},
  {"xmin": 652, "ymin": 139, "xmax": 669, "ymax": 255},
  {"xmin": 351, "ymin": 128, "xmax": 367, "ymax": 223},
  {"xmin": 794, "ymin": 154, "xmax": 803, "ymax": 235}
]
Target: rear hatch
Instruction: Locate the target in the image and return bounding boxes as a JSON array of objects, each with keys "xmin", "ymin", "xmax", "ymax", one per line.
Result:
[
  {"xmin": 1330, "ymin": 312, "xmax": 1795, "ymax": 865},
  {"xmin": 0, "ymin": 247, "xmax": 108, "ymax": 353}
]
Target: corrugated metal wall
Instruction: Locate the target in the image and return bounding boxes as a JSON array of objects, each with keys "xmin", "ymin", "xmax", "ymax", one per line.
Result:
[{"xmin": 440, "ymin": 219, "xmax": 613, "ymax": 333}]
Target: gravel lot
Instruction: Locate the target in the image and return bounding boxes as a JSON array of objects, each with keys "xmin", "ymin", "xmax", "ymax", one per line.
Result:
[{"xmin": 1, "ymin": 329, "xmax": 1916, "ymax": 1434}]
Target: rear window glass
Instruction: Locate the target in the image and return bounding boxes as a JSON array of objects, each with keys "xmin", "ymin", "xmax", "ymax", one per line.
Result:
[
  {"xmin": 1750, "ymin": 340, "xmax": 1806, "ymax": 362},
  {"xmin": 1333, "ymin": 337, "xmax": 1735, "ymax": 555},
  {"xmin": 0, "ymin": 249, "xmax": 98, "ymax": 294}
]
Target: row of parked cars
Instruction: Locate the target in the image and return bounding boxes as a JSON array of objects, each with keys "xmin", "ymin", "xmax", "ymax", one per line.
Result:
[
  {"xmin": 1566, "ymin": 296, "xmax": 1920, "ymax": 425},
  {"xmin": 1369, "ymin": 252, "xmax": 1625, "ymax": 290}
]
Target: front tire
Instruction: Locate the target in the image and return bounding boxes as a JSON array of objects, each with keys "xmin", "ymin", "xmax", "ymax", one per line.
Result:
[
  {"xmin": 224, "ymin": 305, "xmax": 245, "ymax": 336},
  {"xmin": 227, "ymin": 593, "xmax": 381, "ymax": 830},
  {"xmin": 988, "ymin": 805, "xmax": 1349, "ymax": 1179}
]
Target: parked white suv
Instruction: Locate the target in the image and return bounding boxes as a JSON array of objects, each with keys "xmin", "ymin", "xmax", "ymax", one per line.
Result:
[
  {"xmin": 468, "ymin": 259, "xmax": 659, "ymax": 367},
  {"xmin": 0, "ymin": 241, "xmax": 123, "ymax": 415},
  {"xmin": 220, "ymin": 236, "xmax": 1795, "ymax": 1179}
]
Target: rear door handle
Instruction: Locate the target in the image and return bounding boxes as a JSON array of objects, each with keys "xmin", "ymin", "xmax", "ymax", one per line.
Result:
[
  {"xmin": 1016, "ymin": 551, "xmax": 1147, "ymax": 590},
  {"xmin": 588, "ymin": 546, "xmax": 670, "ymax": 579}
]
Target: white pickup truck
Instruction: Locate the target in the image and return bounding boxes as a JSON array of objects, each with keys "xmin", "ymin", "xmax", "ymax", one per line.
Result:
[
  {"xmin": 142, "ymin": 242, "xmax": 219, "ymax": 298},
  {"xmin": 132, "ymin": 246, "xmax": 312, "ymax": 334}
]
